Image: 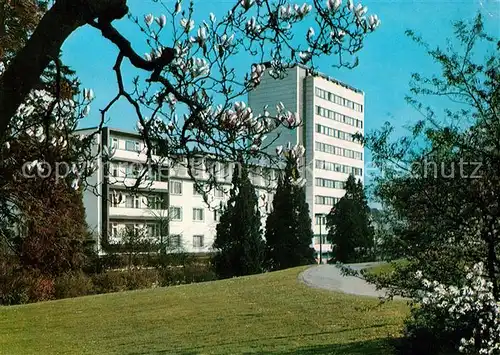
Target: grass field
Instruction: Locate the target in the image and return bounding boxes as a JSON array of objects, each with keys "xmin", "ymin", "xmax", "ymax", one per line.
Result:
[
  {"xmin": 0, "ymin": 267, "xmax": 409, "ymax": 355},
  {"xmin": 363, "ymin": 260, "xmax": 409, "ymax": 279}
]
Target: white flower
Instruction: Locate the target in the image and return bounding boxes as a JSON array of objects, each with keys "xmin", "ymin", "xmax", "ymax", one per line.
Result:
[
  {"xmin": 246, "ymin": 17, "xmax": 261, "ymax": 35},
  {"xmin": 415, "ymin": 270, "xmax": 423, "ymax": 279},
  {"xmin": 275, "ymin": 145, "xmax": 283, "ymax": 156},
  {"xmin": 279, "ymin": 5, "xmax": 294, "ymax": 20},
  {"xmin": 307, "ymin": 27, "xmax": 315, "ymax": 39},
  {"xmin": 190, "ymin": 57, "xmax": 210, "ymax": 78},
  {"xmin": 83, "ymin": 105, "xmax": 91, "ymax": 117},
  {"xmin": 210, "ymin": 13, "xmax": 216, "ymax": 22},
  {"xmin": 326, "ymin": 0, "xmax": 342, "ymax": 12},
  {"xmin": 354, "ymin": 3, "xmax": 368, "ymax": 17},
  {"xmin": 240, "ymin": 0, "xmax": 254, "ymax": 11},
  {"xmin": 368, "ymin": 14, "xmax": 380, "ymax": 30},
  {"xmin": 0, "ymin": 61, "xmax": 4, "ymax": 76},
  {"xmin": 220, "ymin": 33, "xmax": 234, "ymax": 49},
  {"xmin": 296, "ymin": 3, "xmax": 312, "ymax": 18},
  {"xmin": 144, "ymin": 52, "xmax": 152, "ymax": 61},
  {"xmin": 156, "ymin": 14, "xmax": 167, "ymax": 28},
  {"xmin": 299, "ymin": 49, "xmax": 312, "ymax": 63},
  {"xmin": 174, "ymin": 1, "xmax": 182, "ymax": 14},
  {"xmin": 4, "ymin": 141, "xmax": 10, "ymax": 150},
  {"xmin": 180, "ymin": 18, "xmax": 195, "ymax": 32},
  {"xmin": 144, "ymin": 14, "xmax": 154, "ymax": 26},
  {"xmin": 83, "ymin": 88, "xmax": 94, "ymax": 101},
  {"xmin": 71, "ymin": 178, "xmax": 80, "ymax": 190},
  {"xmin": 347, "ymin": 0, "xmax": 354, "ymax": 11}
]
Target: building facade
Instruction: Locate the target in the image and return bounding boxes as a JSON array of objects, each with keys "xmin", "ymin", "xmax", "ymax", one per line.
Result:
[
  {"xmin": 80, "ymin": 66, "xmax": 364, "ymax": 260},
  {"xmin": 79, "ymin": 127, "xmax": 277, "ymax": 255},
  {"xmin": 248, "ymin": 65, "xmax": 365, "ymax": 261}
]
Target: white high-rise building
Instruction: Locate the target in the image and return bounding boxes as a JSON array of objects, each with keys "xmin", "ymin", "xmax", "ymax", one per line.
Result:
[{"xmin": 249, "ymin": 65, "xmax": 365, "ymax": 260}]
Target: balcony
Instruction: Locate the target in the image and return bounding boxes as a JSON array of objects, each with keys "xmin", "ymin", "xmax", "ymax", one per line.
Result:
[{"xmin": 109, "ymin": 207, "xmax": 168, "ymax": 219}]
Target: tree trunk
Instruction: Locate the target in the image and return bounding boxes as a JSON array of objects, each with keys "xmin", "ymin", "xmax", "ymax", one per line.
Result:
[{"xmin": 0, "ymin": 0, "xmax": 128, "ymax": 139}]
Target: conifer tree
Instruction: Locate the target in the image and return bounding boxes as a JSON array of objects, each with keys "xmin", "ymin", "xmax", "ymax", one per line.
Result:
[
  {"xmin": 326, "ymin": 175, "xmax": 374, "ymax": 263},
  {"xmin": 212, "ymin": 162, "xmax": 264, "ymax": 278},
  {"xmin": 265, "ymin": 145, "xmax": 315, "ymax": 270}
]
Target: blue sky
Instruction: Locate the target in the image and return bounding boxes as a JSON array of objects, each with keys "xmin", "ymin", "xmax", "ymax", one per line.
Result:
[{"xmin": 62, "ymin": 0, "xmax": 500, "ymax": 162}]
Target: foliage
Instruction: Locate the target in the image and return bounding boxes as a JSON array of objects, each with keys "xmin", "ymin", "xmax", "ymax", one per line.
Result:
[
  {"xmin": 1, "ymin": 0, "xmax": 381, "ymax": 205},
  {"xmin": 0, "ymin": 267, "xmax": 409, "ymax": 355},
  {"xmin": 400, "ymin": 263, "xmax": 500, "ymax": 355},
  {"xmin": 326, "ymin": 175, "xmax": 374, "ymax": 263},
  {"xmin": 265, "ymin": 144, "xmax": 315, "ymax": 270},
  {"xmin": 212, "ymin": 163, "xmax": 265, "ymax": 278},
  {"xmin": 54, "ymin": 271, "xmax": 95, "ymax": 299},
  {"xmin": 365, "ymin": 13, "xmax": 500, "ymax": 300}
]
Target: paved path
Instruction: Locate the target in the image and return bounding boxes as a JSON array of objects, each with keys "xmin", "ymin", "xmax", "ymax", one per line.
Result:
[{"xmin": 299, "ymin": 263, "xmax": 394, "ymax": 298}]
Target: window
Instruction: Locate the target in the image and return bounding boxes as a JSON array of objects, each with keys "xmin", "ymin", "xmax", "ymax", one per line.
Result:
[
  {"xmin": 193, "ymin": 235, "xmax": 204, "ymax": 248},
  {"xmin": 125, "ymin": 140, "xmax": 137, "ymax": 151},
  {"xmin": 193, "ymin": 184, "xmax": 203, "ymax": 196},
  {"xmin": 134, "ymin": 195, "xmax": 140, "ymax": 208},
  {"xmin": 111, "ymin": 138, "xmax": 118, "ymax": 149},
  {"xmin": 169, "ymin": 206, "xmax": 182, "ymax": 221},
  {"xmin": 147, "ymin": 224, "xmax": 160, "ymax": 239},
  {"xmin": 111, "ymin": 163, "xmax": 119, "ymax": 177},
  {"xmin": 109, "ymin": 223, "xmax": 119, "ymax": 242},
  {"xmin": 147, "ymin": 195, "xmax": 162, "ymax": 210},
  {"xmin": 315, "ymin": 178, "xmax": 344, "ymax": 189},
  {"xmin": 193, "ymin": 208, "xmax": 204, "ymax": 221},
  {"xmin": 169, "ymin": 180, "xmax": 182, "ymax": 195},
  {"xmin": 315, "ymin": 195, "xmax": 338, "ymax": 206},
  {"xmin": 315, "ymin": 214, "xmax": 327, "ymax": 225},
  {"xmin": 222, "ymin": 163, "xmax": 230, "ymax": 181},
  {"xmin": 125, "ymin": 195, "xmax": 134, "ymax": 208},
  {"xmin": 214, "ymin": 188, "xmax": 225, "ymax": 198},
  {"xmin": 168, "ymin": 234, "xmax": 182, "ymax": 248}
]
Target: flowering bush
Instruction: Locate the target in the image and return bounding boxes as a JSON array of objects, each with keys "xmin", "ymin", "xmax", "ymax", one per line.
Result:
[{"xmin": 402, "ymin": 263, "xmax": 500, "ymax": 355}]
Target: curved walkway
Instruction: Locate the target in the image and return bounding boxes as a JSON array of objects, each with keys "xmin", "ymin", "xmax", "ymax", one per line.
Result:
[{"xmin": 299, "ymin": 263, "xmax": 394, "ymax": 298}]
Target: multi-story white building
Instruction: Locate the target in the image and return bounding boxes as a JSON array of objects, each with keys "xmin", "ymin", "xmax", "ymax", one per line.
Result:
[
  {"xmin": 78, "ymin": 127, "xmax": 277, "ymax": 255},
  {"xmin": 79, "ymin": 65, "xmax": 364, "ymax": 261},
  {"xmin": 249, "ymin": 65, "xmax": 365, "ymax": 261}
]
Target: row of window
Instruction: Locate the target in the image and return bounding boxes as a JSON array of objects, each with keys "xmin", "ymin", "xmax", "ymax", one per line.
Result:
[
  {"xmin": 316, "ymin": 124, "xmax": 357, "ymax": 142},
  {"xmin": 315, "ymin": 141, "xmax": 363, "ymax": 160},
  {"xmin": 315, "ymin": 178, "xmax": 345, "ymax": 190},
  {"xmin": 315, "ymin": 106, "xmax": 363, "ymax": 128},
  {"xmin": 315, "ymin": 87, "xmax": 363, "ymax": 113},
  {"xmin": 315, "ymin": 159, "xmax": 363, "ymax": 176},
  {"xmin": 315, "ymin": 195, "xmax": 340, "ymax": 206},
  {"xmin": 108, "ymin": 223, "xmax": 206, "ymax": 248}
]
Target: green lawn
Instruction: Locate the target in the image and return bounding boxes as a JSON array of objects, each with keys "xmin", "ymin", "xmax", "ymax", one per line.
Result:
[
  {"xmin": 0, "ymin": 267, "xmax": 408, "ymax": 355},
  {"xmin": 364, "ymin": 260, "xmax": 409, "ymax": 279}
]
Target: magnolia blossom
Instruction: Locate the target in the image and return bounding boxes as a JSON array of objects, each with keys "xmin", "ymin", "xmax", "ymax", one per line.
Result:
[
  {"xmin": 249, "ymin": 63, "xmax": 266, "ymax": 87},
  {"xmin": 246, "ymin": 17, "xmax": 261, "ymax": 35},
  {"xmin": 299, "ymin": 49, "xmax": 312, "ymax": 63},
  {"xmin": 190, "ymin": 57, "xmax": 210, "ymax": 78},
  {"xmin": 0, "ymin": 61, "xmax": 4, "ymax": 76},
  {"xmin": 240, "ymin": 0, "xmax": 254, "ymax": 11},
  {"xmin": 144, "ymin": 14, "xmax": 154, "ymax": 26},
  {"xmin": 276, "ymin": 145, "xmax": 284, "ymax": 156},
  {"xmin": 307, "ymin": 27, "xmax": 315, "ymax": 39},
  {"xmin": 180, "ymin": 18, "xmax": 195, "ymax": 32},
  {"xmin": 347, "ymin": 0, "xmax": 354, "ymax": 11},
  {"xmin": 220, "ymin": 33, "xmax": 235, "ymax": 49},
  {"xmin": 368, "ymin": 14, "xmax": 381, "ymax": 30},
  {"xmin": 326, "ymin": 0, "xmax": 342, "ymax": 12},
  {"xmin": 174, "ymin": 1, "xmax": 181, "ymax": 14},
  {"xmin": 156, "ymin": 14, "xmax": 167, "ymax": 28},
  {"xmin": 209, "ymin": 13, "xmax": 216, "ymax": 22},
  {"xmin": 83, "ymin": 88, "xmax": 94, "ymax": 101},
  {"xmin": 191, "ymin": 26, "xmax": 208, "ymax": 47}
]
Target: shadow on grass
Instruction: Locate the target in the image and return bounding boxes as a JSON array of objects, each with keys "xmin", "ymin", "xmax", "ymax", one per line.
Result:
[
  {"xmin": 266, "ymin": 338, "xmax": 397, "ymax": 354},
  {"xmin": 126, "ymin": 326, "xmax": 399, "ymax": 355}
]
